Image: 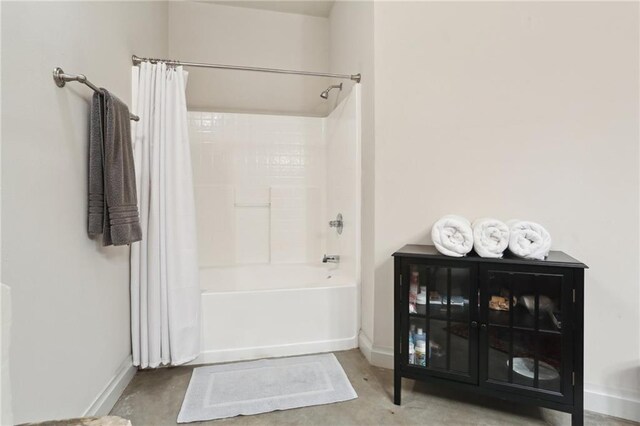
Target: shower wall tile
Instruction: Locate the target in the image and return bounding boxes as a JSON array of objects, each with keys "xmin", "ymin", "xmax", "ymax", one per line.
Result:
[
  {"xmin": 324, "ymin": 87, "xmax": 360, "ymax": 281},
  {"xmin": 235, "ymin": 186, "xmax": 270, "ymax": 206},
  {"xmin": 270, "ymin": 186, "xmax": 322, "ymax": 264},
  {"xmin": 235, "ymin": 206, "xmax": 270, "ymax": 264},
  {"xmin": 189, "ymin": 111, "xmax": 326, "ymax": 267},
  {"xmin": 194, "ymin": 185, "xmax": 235, "ymax": 267}
]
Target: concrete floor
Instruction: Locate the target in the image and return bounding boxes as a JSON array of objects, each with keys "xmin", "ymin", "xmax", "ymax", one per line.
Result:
[{"xmin": 111, "ymin": 350, "xmax": 635, "ymax": 426}]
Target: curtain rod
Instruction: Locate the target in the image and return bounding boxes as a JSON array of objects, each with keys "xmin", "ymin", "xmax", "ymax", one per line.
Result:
[
  {"xmin": 132, "ymin": 55, "xmax": 361, "ymax": 83},
  {"xmin": 52, "ymin": 67, "xmax": 140, "ymax": 121}
]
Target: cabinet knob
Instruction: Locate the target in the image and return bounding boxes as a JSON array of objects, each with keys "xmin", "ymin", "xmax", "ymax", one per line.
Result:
[
  {"xmin": 480, "ymin": 323, "xmax": 487, "ymax": 330},
  {"xmin": 471, "ymin": 321, "xmax": 478, "ymax": 328}
]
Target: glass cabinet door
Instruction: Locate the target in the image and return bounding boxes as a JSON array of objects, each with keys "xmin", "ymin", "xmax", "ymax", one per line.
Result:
[
  {"xmin": 403, "ymin": 261, "xmax": 478, "ymax": 384},
  {"xmin": 479, "ymin": 265, "xmax": 573, "ymax": 403}
]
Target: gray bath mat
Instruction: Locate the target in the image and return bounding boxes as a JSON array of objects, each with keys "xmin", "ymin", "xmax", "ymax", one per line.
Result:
[{"xmin": 177, "ymin": 353, "xmax": 357, "ymax": 422}]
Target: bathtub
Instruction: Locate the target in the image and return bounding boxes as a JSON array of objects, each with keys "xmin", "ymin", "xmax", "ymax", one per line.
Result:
[{"xmin": 190, "ymin": 264, "xmax": 359, "ymax": 365}]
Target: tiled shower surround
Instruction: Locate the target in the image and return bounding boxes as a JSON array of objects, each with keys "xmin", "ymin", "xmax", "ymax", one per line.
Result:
[
  {"xmin": 181, "ymin": 88, "xmax": 358, "ymax": 362},
  {"xmin": 189, "ymin": 112, "xmax": 327, "ymax": 267}
]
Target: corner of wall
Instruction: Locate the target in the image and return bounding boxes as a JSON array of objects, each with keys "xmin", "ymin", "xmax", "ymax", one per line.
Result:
[
  {"xmin": 163, "ymin": 1, "xmax": 170, "ymax": 58},
  {"xmin": 83, "ymin": 355, "xmax": 136, "ymax": 417},
  {"xmin": 358, "ymin": 330, "xmax": 372, "ymax": 363},
  {"xmin": 359, "ymin": 329, "xmax": 393, "ymax": 370}
]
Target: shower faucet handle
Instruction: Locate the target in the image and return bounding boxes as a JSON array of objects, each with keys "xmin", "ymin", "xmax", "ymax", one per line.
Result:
[{"xmin": 329, "ymin": 213, "xmax": 343, "ymax": 235}]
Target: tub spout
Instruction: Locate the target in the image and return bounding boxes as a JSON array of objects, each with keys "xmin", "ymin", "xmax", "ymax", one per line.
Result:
[{"xmin": 323, "ymin": 254, "xmax": 340, "ymax": 264}]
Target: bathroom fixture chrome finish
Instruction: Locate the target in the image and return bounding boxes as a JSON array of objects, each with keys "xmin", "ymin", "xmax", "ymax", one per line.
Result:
[
  {"xmin": 320, "ymin": 83, "xmax": 343, "ymax": 100},
  {"xmin": 329, "ymin": 213, "xmax": 344, "ymax": 235},
  {"xmin": 132, "ymin": 55, "xmax": 362, "ymax": 83},
  {"xmin": 52, "ymin": 67, "xmax": 140, "ymax": 121},
  {"xmin": 322, "ymin": 254, "xmax": 340, "ymax": 264}
]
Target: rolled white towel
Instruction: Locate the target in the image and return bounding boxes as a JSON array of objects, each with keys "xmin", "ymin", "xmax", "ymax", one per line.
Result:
[
  {"xmin": 508, "ymin": 220, "xmax": 551, "ymax": 260},
  {"xmin": 431, "ymin": 215, "xmax": 474, "ymax": 257},
  {"xmin": 472, "ymin": 218, "xmax": 509, "ymax": 258}
]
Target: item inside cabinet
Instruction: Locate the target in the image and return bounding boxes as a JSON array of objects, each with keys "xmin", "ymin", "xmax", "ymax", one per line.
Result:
[
  {"xmin": 518, "ymin": 295, "xmax": 562, "ymax": 330},
  {"xmin": 489, "ymin": 295, "xmax": 514, "ymax": 311},
  {"xmin": 409, "ymin": 267, "xmax": 419, "ymax": 313}
]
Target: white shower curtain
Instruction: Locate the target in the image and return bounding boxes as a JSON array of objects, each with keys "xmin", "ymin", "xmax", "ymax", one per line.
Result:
[{"xmin": 130, "ymin": 62, "xmax": 200, "ymax": 368}]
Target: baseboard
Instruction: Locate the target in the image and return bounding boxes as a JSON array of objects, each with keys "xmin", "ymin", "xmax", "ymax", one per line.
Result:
[
  {"xmin": 84, "ymin": 355, "xmax": 136, "ymax": 417},
  {"xmin": 189, "ymin": 336, "xmax": 359, "ymax": 366},
  {"xmin": 358, "ymin": 331, "xmax": 394, "ymax": 370},
  {"xmin": 370, "ymin": 346, "xmax": 393, "ymax": 369},
  {"xmin": 584, "ymin": 384, "xmax": 640, "ymax": 422},
  {"xmin": 358, "ymin": 331, "xmax": 373, "ymax": 362}
]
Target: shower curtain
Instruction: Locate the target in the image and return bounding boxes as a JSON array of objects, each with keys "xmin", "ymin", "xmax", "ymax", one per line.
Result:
[{"xmin": 130, "ymin": 62, "xmax": 200, "ymax": 368}]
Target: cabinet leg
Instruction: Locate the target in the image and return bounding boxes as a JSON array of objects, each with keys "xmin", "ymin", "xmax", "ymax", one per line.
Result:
[
  {"xmin": 394, "ymin": 371, "xmax": 401, "ymax": 405},
  {"xmin": 571, "ymin": 410, "xmax": 583, "ymax": 426}
]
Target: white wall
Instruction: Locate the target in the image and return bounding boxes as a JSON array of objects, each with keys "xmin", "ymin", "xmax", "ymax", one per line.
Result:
[
  {"xmin": 169, "ymin": 2, "xmax": 331, "ymax": 116},
  {"xmin": 189, "ymin": 111, "xmax": 326, "ymax": 267},
  {"xmin": 1, "ymin": 2, "xmax": 167, "ymax": 422},
  {"xmin": 372, "ymin": 1, "xmax": 639, "ymax": 420},
  {"xmin": 328, "ymin": 0, "xmax": 376, "ymax": 357}
]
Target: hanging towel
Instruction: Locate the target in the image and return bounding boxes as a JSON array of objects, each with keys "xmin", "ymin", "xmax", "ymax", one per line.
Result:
[
  {"xmin": 507, "ymin": 220, "xmax": 551, "ymax": 260},
  {"xmin": 88, "ymin": 92, "xmax": 106, "ymax": 237},
  {"xmin": 431, "ymin": 215, "xmax": 474, "ymax": 257},
  {"xmin": 472, "ymin": 218, "xmax": 509, "ymax": 258},
  {"xmin": 88, "ymin": 89, "xmax": 142, "ymax": 246}
]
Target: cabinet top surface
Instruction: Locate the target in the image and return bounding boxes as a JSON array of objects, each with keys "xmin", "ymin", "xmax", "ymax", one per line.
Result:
[{"xmin": 393, "ymin": 244, "xmax": 588, "ymax": 269}]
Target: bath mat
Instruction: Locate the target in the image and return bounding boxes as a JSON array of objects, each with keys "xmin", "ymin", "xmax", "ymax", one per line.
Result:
[{"xmin": 177, "ymin": 353, "xmax": 357, "ymax": 422}]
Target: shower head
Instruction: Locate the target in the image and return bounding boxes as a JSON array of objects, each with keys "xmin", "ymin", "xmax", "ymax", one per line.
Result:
[{"xmin": 320, "ymin": 83, "xmax": 343, "ymax": 99}]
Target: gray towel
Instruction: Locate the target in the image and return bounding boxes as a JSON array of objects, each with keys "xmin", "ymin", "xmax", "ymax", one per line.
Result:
[
  {"xmin": 88, "ymin": 90, "xmax": 142, "ymax": 246},
  {"xmin": 88, "ymin": 92, "xmax": 105, "ymax": 237}
]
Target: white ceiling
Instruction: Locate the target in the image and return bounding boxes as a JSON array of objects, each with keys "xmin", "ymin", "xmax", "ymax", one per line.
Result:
[{"xmin": 208, "ymin": 1, "xmax": 335, "ymax": 18}]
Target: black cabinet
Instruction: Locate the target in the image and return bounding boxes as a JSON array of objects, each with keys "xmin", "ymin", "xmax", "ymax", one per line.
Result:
[{"xmin": 393, "ymin": 245, "xmax": 587, "ymax": 425}]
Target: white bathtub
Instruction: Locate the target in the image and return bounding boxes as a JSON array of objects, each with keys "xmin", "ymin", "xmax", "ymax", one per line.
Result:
[{"xmin": 191, "ymin": 264, "xmax": 359, "ymax": 365}]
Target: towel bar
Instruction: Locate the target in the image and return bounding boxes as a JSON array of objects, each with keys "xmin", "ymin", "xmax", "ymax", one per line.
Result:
[{"xmin": 52, "ymin": 67, "xmax": 139, "ymax": 121}]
